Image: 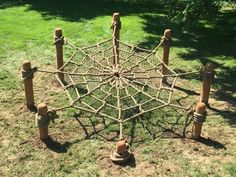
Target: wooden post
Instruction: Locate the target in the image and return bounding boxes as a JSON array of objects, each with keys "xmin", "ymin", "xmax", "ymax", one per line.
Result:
[
  {"xmin": 36, "ymin": 103, "xmax": 49, "ymax": 140},
  {"xmin": 112, "ymin": 12, "xmax": 121, "ymax": 65},
  {"xmin": 192, "ymin": 102, "xmax": 206, "ymax": 139},
  {"xmin": 55, "ymin": 28, "xmax": 64, "ymax": 81},
  {"xmin": 200, "ymin": 63, "xmax": 214, "ymax": 104},
  {"xmin": 161, "ymin": 29, "xmax": 171, "ymax": 83},
  {"xmin": 22, "ymin": 60, "xmax": 35, "ymax": 110},
  {"xmin": 116, "ymin": 140, "xmax": 127, "ymax": 154},
  {"xmin": 110, "ymin": 139, "xmax": 131, "ymax": 163}
]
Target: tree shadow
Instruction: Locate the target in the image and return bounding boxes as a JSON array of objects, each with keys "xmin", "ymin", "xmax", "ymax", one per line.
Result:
[
  {"xmin": 2, "ymin": 0, "xmax": 235, "ymax": 144},
  {"xmin": 140, "ymin": 11, "xmax": 236, "ymax": 58},
  {"xmin": 143, "ymin": 11, "xmax": 236, "ymax": 84},
  {"xmin": 0, "ymin": 0, "xmax": 159, "ymax": 21},
  {"xmin": 166, "ymin": 80, "xmax": 200, "ymax": 96},
  {"xmin": 208, "ymin": 105, "xmax": 236, "ymax": 126},
  {"xmin": 139, "ymin": 11, "xmax": 236, "ymax": 126},
  {"xmin": 1, "ymin": 0, "xmax": 235, "ymax": 90}
]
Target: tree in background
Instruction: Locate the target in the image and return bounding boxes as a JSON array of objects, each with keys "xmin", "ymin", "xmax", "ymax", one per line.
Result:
[{"xmin": 163, "ymin": 0, "xmax": 235, "ymax": 29}]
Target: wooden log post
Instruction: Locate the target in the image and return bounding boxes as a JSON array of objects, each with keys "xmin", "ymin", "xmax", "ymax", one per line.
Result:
[
  {"xmin": 112, "ymin": 12, "xmax": 121, "ymax": 66},
  {"xmin": 55, "ymin": 28, "xmax": 64, "ymax": 82},
  {"xmin": 110, "ymin": 139, "xmax": 131, "ymax": 163},
  {"xmin": 161, "ymin": 29, "xmax": 172, "ymax": 84},
  {"xmin": 192, "ymin": 102, "xmax": 207, "ymax": 139},
  {"xmin": 22, "ymin": 60, "xmax": 35, "ymax": 110},
  {"xmin": 116, "ymin": 140, "xmax": 127, "ymax": 154},
  {"xmin": 36, "ymin": 103, "xmax": 50, "ymax": 140},
  {"xmin": 200, "ymin": 63, "xmax": 215, "ymax": 105}
]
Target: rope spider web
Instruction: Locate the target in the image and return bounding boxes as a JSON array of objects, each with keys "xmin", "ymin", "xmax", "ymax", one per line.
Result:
[{"xmin": 37, "ymin": 35, "xmax": 197, "ymax": 139}]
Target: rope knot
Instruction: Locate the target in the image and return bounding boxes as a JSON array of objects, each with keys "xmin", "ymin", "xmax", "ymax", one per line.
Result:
[
  {"xmin": 161, "ymin": 36, "xmax": 172, "ymax": 46},
  {"xmin": 111, "ymin": 21, "xmax": 121, "ymax": 30},
  {"xmin": 199, "ymin": 67, "xmax": 214, "ymax": 81},
  {"xmin": 54, "ymin": 35, "xmax": 64, "ymax": 45},
  {"xmin": 193, "ymin": 111, "xmax": 207, "ymax": 123},
  {"xmin": 162, "ymin": 36, "xmax": 172, "ymax": 41},
  {"xmin": 22, "ymin": 67, "xmax": 38, "ymax": 80},
  {"xmin": 35, "ymin": 111, "xmax": 57, "ymax": 128}
]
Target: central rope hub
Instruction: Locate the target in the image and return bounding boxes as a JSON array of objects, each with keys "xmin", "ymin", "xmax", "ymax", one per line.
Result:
[
  {"xmin": 112, "ymin": 67, "xmax": 121, "ymax": 78},
  {"xmin": 114, "ymin": 71, "xmax": 120, "ymax": 77}
]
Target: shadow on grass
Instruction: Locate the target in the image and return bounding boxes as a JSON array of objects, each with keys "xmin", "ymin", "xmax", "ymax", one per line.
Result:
[
  {"xmin": 139, "ymin": 11, "xmax": 236, "ymax": 126},
  {"xmin": 42, "ymin": 136, "xmax": 72, "ymax": 153},
  {"xmin": 208, "ymin": 105, "xmax": 236, "ymax": 126},
  {"xmin": 197, "ymin": 136, "xmax": 226, "ymax": 150},
  {"xmin": 113, "ymin": 154, "xmax": 136, "ymax": 168},
  {"xmin": 73, "ymin": 107, "xmax": 188, "ymax": 143},
  {"xmin": 141, "ymin": 11, "xmax": 236, "ymax": 85},
  {"xmin": 135, "ymin": 110, "xmax": 227, "ymax": 150},
  {"xmin": 166, "ymin": 80, "xmax": 200, "ymax": 97},
  {"xmin": 49, "ymin": 104, "xmax": 226, "ymax": 152},
  {"xmin": 1, "ymin": 0, "xmax": 235, "ymax": 126},
  {"xmin": 74, "ymin": 115, "xmax": 119, "ymax": 141},
  {"xmin": 1, "ymin": 1, "xmax": 235, "ymax": 88},
  {"xmin": 0, "ymin": 0, "xmax": 159, "ymax": 21},
  {"xmin": 140, "ymin": 11, "xmax": 236, "ymax": 58}
]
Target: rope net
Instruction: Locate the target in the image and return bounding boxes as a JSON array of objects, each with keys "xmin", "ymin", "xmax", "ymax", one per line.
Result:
[{"xmin": 35, "ymin": 35, "xmax": 198, "ymax": 138}]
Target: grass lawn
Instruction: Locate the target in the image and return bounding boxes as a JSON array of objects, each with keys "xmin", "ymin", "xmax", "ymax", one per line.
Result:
[{"xmin": 0, "ymin": 0, "xmax": 236, "ymax": 176}]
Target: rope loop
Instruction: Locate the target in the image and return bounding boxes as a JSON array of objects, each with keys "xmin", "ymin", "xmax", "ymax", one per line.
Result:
[
  {"xmin": 111, "ymin": 21, "xmax": 121, "ymax": 30},
  {"xmin": 199, "ymin": 67, "xmax": 214, "ymax": 81},
  {"xmin": 54, "ymin": 35, "xmax": 64, "ymax": 45},
  {"xmin": 35, "ymin": 111, "xmax": 57, "ymax": 128},
  {"xmin": 22, "ymin": 67, "xmax": 38, "ymax": 80},
  {"xmin": 161, "ymin": 36, "xmax": 172, "ymax": 46},
  {"xmin": 161, "ymin": 36, "xmax": 172, "ymax": 42},
  {"xmin": 193, "ymin": 111, "xmax": 207, "ymax": 123}
]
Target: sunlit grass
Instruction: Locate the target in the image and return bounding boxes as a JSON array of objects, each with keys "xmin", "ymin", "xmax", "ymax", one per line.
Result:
[{"xmin": 0, "ymin": 1, "xmax": 236, "ymax": 176}]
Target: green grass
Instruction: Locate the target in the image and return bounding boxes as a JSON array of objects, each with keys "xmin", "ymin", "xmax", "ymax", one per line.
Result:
[{"xmin": 0, "ymin": 1, "xmax": 236, "ymax": 176}]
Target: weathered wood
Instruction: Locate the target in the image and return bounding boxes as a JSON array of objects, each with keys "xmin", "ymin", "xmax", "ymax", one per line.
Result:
[
  {"xmin": 116, "ymin": 139, "xmax": 127, "ymax": 154},
  {"xmin": 112, "ymin": 12, "xmax": 121, "ymax": 65},
  {"xmin": 192, "ymin": 102, "xmax": 206, "ymax": 139},
  {"xmin": 37, "ymin": 103, "xmax": 49, "ymax": 140},
  {"xmin": 161, "ymin": 29, "xmax": 171, "ymax": 83},
  {"xmin": 200, "ymin": 63, "xmax": 214, "ymax": 104},
  {"xmin": 55, "ymin": 28, "xmax": 64, "ymax": 81},
  {"xmin": 22, "ymin": 60, "xmax": 35, "ymax": 110}
]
